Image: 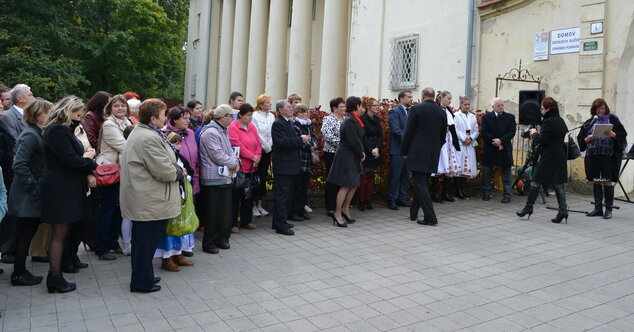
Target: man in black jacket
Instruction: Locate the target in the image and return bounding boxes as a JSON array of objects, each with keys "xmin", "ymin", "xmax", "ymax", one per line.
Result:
[
  {"xmin": 480, "ymin": 98, "xmax": 516, "ymax": 203},
  {"xmin": 402, "ymin": 88, "xmax": 447, "ymax": 225},
  {"xmin": 271, "ymin": 100, "xmax": 309, "ymax": 235}
]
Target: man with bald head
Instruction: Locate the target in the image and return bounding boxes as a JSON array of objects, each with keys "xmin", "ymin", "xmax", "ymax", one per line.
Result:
[{"xmin": 480, "ymin": 98, "xmax": 516, "ymax": 203}]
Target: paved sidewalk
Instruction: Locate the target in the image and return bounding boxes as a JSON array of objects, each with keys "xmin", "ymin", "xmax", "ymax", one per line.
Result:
[{"xmin": 1, "ymin": 192, "xmax": 634, "ymax": 331}]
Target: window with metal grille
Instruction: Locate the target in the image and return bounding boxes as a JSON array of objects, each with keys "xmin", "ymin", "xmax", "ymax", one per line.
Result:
[{"xmin": 389, "ymin": 34, "xmax": 419, "ymax": 90}]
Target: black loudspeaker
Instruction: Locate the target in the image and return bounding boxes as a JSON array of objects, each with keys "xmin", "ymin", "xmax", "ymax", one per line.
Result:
[{"xmin": 518, "ymin": 90, "xmax": 545, "ymax": 125}]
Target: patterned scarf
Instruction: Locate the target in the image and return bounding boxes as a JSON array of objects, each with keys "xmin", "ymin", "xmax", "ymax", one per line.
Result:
[
  {"xmin": 587, "ymin": 114, "xmax": 615, "ymax": 156},
  {"xmin": 147, "ymin": 123, "xmax": 178, "ymax": 154}
]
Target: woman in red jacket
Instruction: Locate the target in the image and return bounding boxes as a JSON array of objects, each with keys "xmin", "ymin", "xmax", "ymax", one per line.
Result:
[{"xmin": 228, "ymin": 104, "xmax": 262, "ymax": 233}]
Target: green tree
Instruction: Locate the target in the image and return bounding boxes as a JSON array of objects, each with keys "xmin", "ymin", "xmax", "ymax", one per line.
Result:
[{"xmin": 0, "ymin": 0, "xmax": 188, "ymax": 101}]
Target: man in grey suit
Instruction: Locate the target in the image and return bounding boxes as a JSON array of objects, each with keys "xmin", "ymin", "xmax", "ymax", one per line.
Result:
[
  {"xmin": 1, "ymin": 84, "xmax": 33, "ymax": 146},
  {"xmin": 0, "ymin": 84, "xmax": 33, "ymax": 264}
]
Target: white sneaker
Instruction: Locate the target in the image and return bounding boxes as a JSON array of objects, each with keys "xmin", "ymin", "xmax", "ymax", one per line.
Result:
[
  {"xmin": 258, "ymin": 206, "xmax": 269, "ymax": 216},
  {"xmin": 304, "ymin": 205, "xmax": 313, "ymax": 213},
  {"xmin": 252, "ymin": 206, "xmax": 262, "ymax": 217}
]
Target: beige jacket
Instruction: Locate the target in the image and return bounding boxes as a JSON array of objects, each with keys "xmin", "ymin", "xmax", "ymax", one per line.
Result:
[
  {"xmin": 120, "ymin": 124, "xmax": 181, "ymax": 221},
  {"xmin": 96, "ymin": 115, "xmax": 132, "ymax": 165}
]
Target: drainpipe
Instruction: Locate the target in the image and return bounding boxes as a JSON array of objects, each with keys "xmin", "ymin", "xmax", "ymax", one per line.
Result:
[{"xmin": 465, "ymin": 0, "xmax": 476, "ymax": 98}]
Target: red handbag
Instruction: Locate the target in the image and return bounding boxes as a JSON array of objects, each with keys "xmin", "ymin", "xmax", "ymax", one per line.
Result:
[{"xmin": 93, "ymin": 163, "xmax": 120, "ymax": 186}]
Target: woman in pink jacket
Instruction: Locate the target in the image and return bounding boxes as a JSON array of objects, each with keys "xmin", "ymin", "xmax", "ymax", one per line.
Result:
[{"xmin": 228, "ymin": 103, "xmax": 261, "ymax": 233}]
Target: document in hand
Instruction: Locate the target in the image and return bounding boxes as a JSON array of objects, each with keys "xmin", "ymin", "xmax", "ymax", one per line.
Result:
[{"xmin": 592, "ymin": 124, "xmax": 613, "ymax": 138}]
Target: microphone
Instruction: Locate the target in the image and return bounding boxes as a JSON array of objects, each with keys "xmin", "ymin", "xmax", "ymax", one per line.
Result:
[{"xmin": 584, "ymin": 115, "xmax": 599, "ymax": 129}]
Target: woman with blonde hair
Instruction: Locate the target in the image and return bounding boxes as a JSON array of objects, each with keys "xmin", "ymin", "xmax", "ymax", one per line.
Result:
[
  {"xmin": 9, "ymin": 98, "xmax": 52, "ymax": 286},
  {"xmin": 251, "ymin": 94, "xmax": 275, "ymax": 217},
  {"xmin": 40, "ymin": 96, "xmax": 97, "ymax": 293},
  {"xmin": 358, "ymin": 96, "xmax": 383, "ymax": 210}
]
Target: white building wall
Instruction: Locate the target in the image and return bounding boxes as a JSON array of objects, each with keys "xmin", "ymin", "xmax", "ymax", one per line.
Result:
[
  {"xmin": 184, "ymin": 0, "xmax": 211, "ymax": 104},
  {"xmin": 348, "ymin": 1, "xmax": 472, "ymax": 101}
]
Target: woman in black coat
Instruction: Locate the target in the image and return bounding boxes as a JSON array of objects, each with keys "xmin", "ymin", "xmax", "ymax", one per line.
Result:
[
  {"xmin": 358, "ymin": 96, "xmax": 383, "ymax": 211},
  {"xmin": 517, "ymin": 97, "xmax": 569, "ymax": 223},
  {"xmin": 577, "ymin": 98, "xmax": 628, "ymax": 219},
  {"xmin": 9, "ymin": 98, "xmax": 51, "ymax": 286},
  {"xmin": 40, "ymin": 96, "xmax": 97, "ymax": 293},
  {"xmin": 327, "ymin": 96, "xmax": 365, "ymax": 227}
]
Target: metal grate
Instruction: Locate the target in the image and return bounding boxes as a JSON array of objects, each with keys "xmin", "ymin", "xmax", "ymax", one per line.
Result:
[{"xmin": 389, "ymin": 34, "xmax": 418, "ymax": 90}]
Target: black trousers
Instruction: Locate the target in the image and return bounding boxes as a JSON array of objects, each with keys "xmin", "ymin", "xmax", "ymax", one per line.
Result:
[
  {"xmin": 130, "ymin": 219, "xmax": 165, "ymax": 291},
  {"xmin": 13, "ymin": 217, "xmax": 41, "ymax": 275},
  {"xmin": 291, "ymin": 171, "xmax": 310, "ymax": 216},
  {"xmin": 323, "ymin": 152, "xmax": 339, "ymax": 211},
  {"xmin": 201, "ymin": 185, "xmax": 232, "ymax": 249},
  {"xmin": 481, "ymin": 165, "xmax": 512, "ymax": 196},
  {"xmin": 63, "ymin": 221, "xmax": 84, "ymax": 267},
  {"xmin": 273, "ymin": 174, "xmax": 296, "ymax": 230},
  {"xmin": 410, "ymin": 172, "xmax": 437, "ymax": 222},
  {"xmin": 252, "ymin": 152, "xmax": 271, "ymax": 201},
  {"xmin": 232, "ymin": 187, "xmax": 253, "ymax": 228}
]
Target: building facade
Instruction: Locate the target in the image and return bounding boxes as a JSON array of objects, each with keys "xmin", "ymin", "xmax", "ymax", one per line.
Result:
[
  {"xmin": 184, "ymin": 0, "xmax": 476, "ymax": 108},
  {"xmin": 476, "ymin": 0, "xmax": 634, "ymax": 194}
]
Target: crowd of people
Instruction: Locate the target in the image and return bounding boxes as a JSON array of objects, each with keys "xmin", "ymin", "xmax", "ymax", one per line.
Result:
[{"xmin": 0, "ymin": 82, "xmax": 628, "ymax": 294}]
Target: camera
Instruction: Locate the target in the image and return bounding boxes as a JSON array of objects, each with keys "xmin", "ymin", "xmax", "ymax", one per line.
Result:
[{"xmin": 521, "ymin": 125, "xmax": 535, "ymax": 138}]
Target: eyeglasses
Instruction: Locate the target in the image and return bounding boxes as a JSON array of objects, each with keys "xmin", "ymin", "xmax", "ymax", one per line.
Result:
[{"xmin": 371, "ymin": 104, "xmax": 380, "ymax": 107}]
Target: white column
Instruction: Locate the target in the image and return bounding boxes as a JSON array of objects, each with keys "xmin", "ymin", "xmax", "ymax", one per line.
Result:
[
  {"xmin": 217, "ymin": 0, "xmax": 236, "ymax": 105},
  {"xmin": 230, "ymin": 0, "xmax": 251, "ymax": 95},
  {"xmin": 287, "ymin": 0, "xmax": 313, "ymax": 100},
  {"xmin": 265, "ymin": 0, "xmax": 290, "ymax": 102},
  {"xmin": 318, "ymin": 0, "xmax": 349, "ymax": 108},
  {"xmin": 245, "ymin": 0, "xmax": 269, "ymax": 103}
]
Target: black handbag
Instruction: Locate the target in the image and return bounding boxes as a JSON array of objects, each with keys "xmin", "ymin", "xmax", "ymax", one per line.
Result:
[
  {"xmin": 232, "ymin": 171, "xmax": 251, "ymax": 189},
  {"xmin": 567, "ymin": 134, "xmax": 581, "ymax": 160}
]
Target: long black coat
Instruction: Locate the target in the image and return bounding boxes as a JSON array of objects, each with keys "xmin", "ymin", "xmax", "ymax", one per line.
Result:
[
  {"xmin": 9, "ymin": 124, "xmax": 47, "ymax": 218},
  {"xmin": 327, "ymin": 114, "xmax": 365, "ymax": 187},
  {"xmin": 271, "ymin": 115, "xmax": 303, "ymax": 176},
  {"xmin": 360, "ymin": 113, "xmax": 383, "ymax": 171},
  {"xmin": 531, "ymin": 108, "xmax": 568, "ymax": 185},
  {"xmin": 481, "ymin": 111, "xmax": 516, "ymax": 167},
  {"xmin": 40, "ymin": 122, "xmax": 97, "ymax": 224},
  {"xmin": 401, "ymin": 99, "xmax": 447, "ymax": 173}
]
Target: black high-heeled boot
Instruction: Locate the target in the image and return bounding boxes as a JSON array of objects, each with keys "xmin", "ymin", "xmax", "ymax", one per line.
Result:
[
  {"xmin": 603, "ymin": 185, "xmax": 614, "ymax": 219},
  {"xmin": 586, "ymin": 184, "xmax": 603, "ymax": 217},
  {"xmin": 551, "ymin": 187, "xmax": 569, "ymax": 224},
  {"xmin": 431, "ymin": 177, "xmax": 443, "ymax": 203},
  {"xmin": 516, "ymin": 185, "xmax": 539, "ymax": 219},
  {"xmin": 46, "ymin": 273, "xmax": 76, "ymax": 293}
]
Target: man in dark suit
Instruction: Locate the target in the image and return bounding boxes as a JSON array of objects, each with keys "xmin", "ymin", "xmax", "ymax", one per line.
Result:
[
  {"xmin": 0, "ymin": 84, "xmax": 33, "ymax": 264},
  {"xmin": 387, "ymin": 90, "xmax": 413, "ymax": 210},
  {"xmin": 271, "ymin": 100, "xmax": 309, "ymax": 235},
  {"xmin": 480, "ymin": 98, "xmax": 517, "ymax": 203},
  {"xmin": 402, "ymin": 88, "xmax": 447, "ymax": 225}
]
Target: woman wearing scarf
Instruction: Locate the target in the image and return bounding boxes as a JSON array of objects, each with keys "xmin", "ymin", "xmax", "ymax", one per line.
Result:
[
  {"xmin": 327, "ymin": 96, "xmax": 366, "ymax": 227},
  {"xmin": 154, "ymin": 106, "xmax": 199, "ymax": 271},
  {"xmin": 516, "ymin": 97, "xmax": 569, "ymax": 223},
  {"xmin": 290, "ymin": 104, "xmax": 317, "ymax": 220},
  {"xmin": 577, "ymin": 98, "xmax": 628, "ymax": 219}
]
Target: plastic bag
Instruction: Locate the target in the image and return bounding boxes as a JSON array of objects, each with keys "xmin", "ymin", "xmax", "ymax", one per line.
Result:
[{"xmin": 165, "ymin": 181, "xmax": 199, "ymax": 236}]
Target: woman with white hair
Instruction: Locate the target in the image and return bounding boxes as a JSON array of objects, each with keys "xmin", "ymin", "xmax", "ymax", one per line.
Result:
[{"xmin": 40, "ymin": 96, "xmax": 98, "ymax": 293}]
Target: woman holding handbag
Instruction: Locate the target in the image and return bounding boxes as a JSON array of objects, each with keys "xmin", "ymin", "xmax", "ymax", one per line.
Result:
[
  {"xmin": 94, "ymin": 95, "xmax": 132, "ymax": 260},
  {"xmin": 41, "ymin": 96, "xmax": 97, "ymax": 293},
  {"xmin": 228, "ymin": 103, "xmax": 261, "ymax": 233}
]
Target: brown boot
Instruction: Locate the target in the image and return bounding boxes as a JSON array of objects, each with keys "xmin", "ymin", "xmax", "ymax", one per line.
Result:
[
  {"xmin": 161, "ymin": 257, "xmax": 180, "ymax": 272},
  {"xmin": 173, "ymin": 254, "xmax": 195, "ymax": 267},
  {"xmin": 244, "ymin": 223, "xmax": 257, "ymax": 230}
]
